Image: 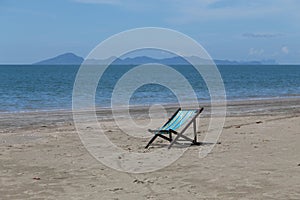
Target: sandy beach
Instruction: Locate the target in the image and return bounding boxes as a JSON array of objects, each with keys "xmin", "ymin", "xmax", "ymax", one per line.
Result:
[{"xmin": 1, "ymin": 98, "xmax": 300, "ymax": 200}]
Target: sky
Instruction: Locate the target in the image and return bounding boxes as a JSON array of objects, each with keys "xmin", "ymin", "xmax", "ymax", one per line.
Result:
[{"xmin": 0, "ymin": 0, "xmax": 299, "ymax": 64}]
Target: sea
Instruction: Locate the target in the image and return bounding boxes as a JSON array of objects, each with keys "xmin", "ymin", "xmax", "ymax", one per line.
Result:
[{"xmin": 1, "ymin": 65, "xmax": 300, "ymax": 113}]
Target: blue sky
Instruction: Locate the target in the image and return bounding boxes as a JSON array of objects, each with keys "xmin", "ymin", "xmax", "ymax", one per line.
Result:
[{"xmin": 0, "ymin": 0, "xmax": 299, "ymax": 64}]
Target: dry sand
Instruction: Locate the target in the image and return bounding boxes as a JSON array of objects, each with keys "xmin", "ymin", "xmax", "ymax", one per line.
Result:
[{"xmin": 1, "ymin": 98, "xmax": 300, "ymax": 200}]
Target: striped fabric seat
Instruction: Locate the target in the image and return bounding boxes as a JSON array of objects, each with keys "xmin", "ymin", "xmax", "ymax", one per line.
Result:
[
  {"xmin": 159, "ymin": 110, "xmax": 197, "ymax": 133},
  {"xmin": 145, "ymin": 107, "xmax": 204, "ymax": 149}
]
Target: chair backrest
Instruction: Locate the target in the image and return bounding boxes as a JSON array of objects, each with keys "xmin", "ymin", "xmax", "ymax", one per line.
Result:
[{"xmin": 161, "ymin": 109, "xmax": 198, "ymax": 131}]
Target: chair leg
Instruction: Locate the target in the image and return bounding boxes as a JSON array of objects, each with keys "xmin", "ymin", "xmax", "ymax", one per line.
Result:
[
  {"xmin": 193, "ymin": 119, "xmax": 197, "ymax": 143},
  {"xmin": 145, "ymin": 135, "xmax": 158, "ymax": 148},
  {"xmin": 168, "ymin": 129, "xmax": 198, "ymax": 149},
  {"xmin": 158, "ymin": 134, "xmax": 172, "ymax": 142},
  {"xmin": 145, "ymin": 132, "xmax": 174, "ymax": 148}
]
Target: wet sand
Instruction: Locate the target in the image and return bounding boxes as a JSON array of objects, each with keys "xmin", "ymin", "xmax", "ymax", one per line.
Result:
[{"xmin": 1, "ymin": 98, "xmax": 300, "ymax": 199}]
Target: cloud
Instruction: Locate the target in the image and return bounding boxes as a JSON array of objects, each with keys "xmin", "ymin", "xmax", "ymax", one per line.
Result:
[
  {"xmin": 243, "ymin": 33, "xmax": 283, "ymax": 38},
  {"xmin": 73, "ymin": 0, "xmax": 121, "ymax": 5},
  {"xmin": 164, "ymin": 0, "xmax": 296, "ymax": 24},
  {"xmin": 207, "ymin": 0, "xmax": 273, "ymax": 9},
  {"xmin": 72, "ymin": 0, "xmax": 157, "ymax": 11},
  {"xmin": 281, "ymin": 46, "xmax": 289, "ymax": 54},
  {"xmin": 73, "ymin": 0, "xmax": 250, "ymax": 20},
  {"xmin": 73, "ymin": 0, "xmax": 300, "ymax": 25},
  {"xmin": 249, "ymin": 48, "xmax": 264, "ymax": 56}
]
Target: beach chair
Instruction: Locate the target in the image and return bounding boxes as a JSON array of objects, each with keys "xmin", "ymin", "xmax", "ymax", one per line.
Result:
[{"xmin": 145, "ymin": 107, "xmax": 204, "ymax": 149}]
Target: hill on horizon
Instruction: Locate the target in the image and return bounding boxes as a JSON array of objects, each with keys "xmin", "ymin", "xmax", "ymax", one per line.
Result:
[
  {"xmin": 34, "ymin": 53, "xmax": 84, "ymax": 65},
  {"xmin": 34, "ymin": 52, "xmax": 277, "ymax": 65}
]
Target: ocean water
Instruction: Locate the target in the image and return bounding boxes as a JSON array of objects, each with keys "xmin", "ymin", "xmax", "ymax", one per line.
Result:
[{"xmin": 0, "ymin": 65, "xmax": 299, "ymax": 112}]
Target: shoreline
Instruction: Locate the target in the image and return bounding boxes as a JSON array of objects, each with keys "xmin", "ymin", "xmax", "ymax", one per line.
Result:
[
  {"xmin": 1, "ymin": 97, "xmax": 299, "ymax": 133},
  {"xmin": 1, "ymin": 96, "xmax": 300, "ymax": 115}
]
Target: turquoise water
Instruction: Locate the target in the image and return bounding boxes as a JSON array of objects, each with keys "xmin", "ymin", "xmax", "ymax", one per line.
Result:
[{"xmin": 0, "ymin": 65, "xmax": 299, "ymax": 112}]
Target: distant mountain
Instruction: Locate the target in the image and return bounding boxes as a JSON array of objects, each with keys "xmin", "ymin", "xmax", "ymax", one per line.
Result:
[
  {"xmin": 34, "ymin": 52, "xmax": 277, "ymax": 65},
  {"xmin": 34, "ymin": 53, "xmax": 84, "ymax": 65},
  {"xmin": 214, "ymin": 59, "xmax": 277, "ymax": 65},
  {"xmin": 85, "ymin": 56, "xmax": 277, "ymax": 65}
]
